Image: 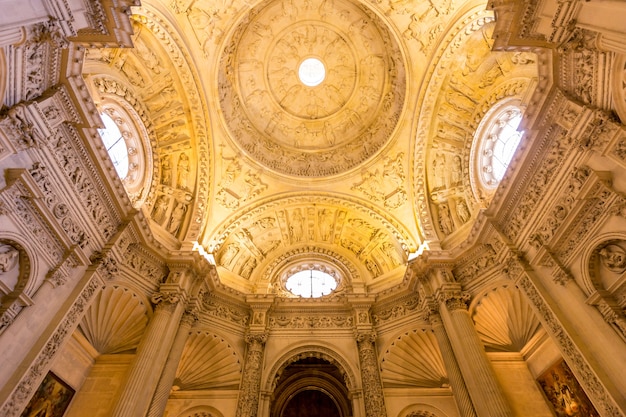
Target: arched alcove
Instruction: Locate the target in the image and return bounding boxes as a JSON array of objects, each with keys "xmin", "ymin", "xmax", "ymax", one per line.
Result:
[{"xmin": 270, "ymin": 356, "xmax": 352, "ymax": 417}]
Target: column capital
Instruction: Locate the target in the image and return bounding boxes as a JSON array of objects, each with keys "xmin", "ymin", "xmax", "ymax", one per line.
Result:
[
  {"xmin": 245, "ymin": 332, "xmax": 268, "ymax": 346},
  {"xmin": 151, "ymin": 288, "xmax": 184, "ymax": 312},
  {"xmin": 437, "ymin": 289, "xmax": 471, "ymax": 312},
  {"xmin": 354, "ymin": 330, "xmax": 377, "ymax": 345}
]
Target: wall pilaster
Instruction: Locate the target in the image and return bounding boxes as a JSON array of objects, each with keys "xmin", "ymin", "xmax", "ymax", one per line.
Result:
[
  {"xmin": 108, "ymin": 285, "xmax": 186, "ymax": 417},
  {"xmin": 426, "ymin": 309, "xmax": 477, "ymax": 417},
  {"xmin": 235, "ymin": 332, "xmax": 268, "ymax": 417}
]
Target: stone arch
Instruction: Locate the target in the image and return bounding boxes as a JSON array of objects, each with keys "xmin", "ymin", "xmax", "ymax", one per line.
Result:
[
  {"xmin": 582, "ymin": 233, "xmax": 626, "ymax": 339},
  {"xmin": 397, "ymin": 403, "xmax": 449, "ymax": 417},
  {"xmin": 0, "ymin": 235, "xmax": 34, "ymax": 332},
  {"xmin": 263, "ymin": 344, "xmax": 358, "ymax": 393},
  {"xmin": 176, "ymin": 405, "xmax": 224, "ymax": 417},
  {"xmin": 583, "ymin": 233, "xmax": 626, "ymax": 296}
]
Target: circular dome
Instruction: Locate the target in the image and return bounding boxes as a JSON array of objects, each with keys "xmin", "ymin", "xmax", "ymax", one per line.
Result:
[{"xmin": 218, "ymin": 0, "xmax": 406, "ymax": 177}]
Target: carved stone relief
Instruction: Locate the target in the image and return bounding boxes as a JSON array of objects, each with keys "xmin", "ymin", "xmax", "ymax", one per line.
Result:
[
  {"xmin": 218, "ymin": 0, "xmax": 406, "ymax": 177},
  {"xmin": 213, "ymin": 199, "xmax": 409, "ymax": 283}
]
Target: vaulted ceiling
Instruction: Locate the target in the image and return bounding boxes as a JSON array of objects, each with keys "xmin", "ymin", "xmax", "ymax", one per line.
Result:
[{"xmin": 82, "ymin": 0, "xmax": 538, "ymax": 296}]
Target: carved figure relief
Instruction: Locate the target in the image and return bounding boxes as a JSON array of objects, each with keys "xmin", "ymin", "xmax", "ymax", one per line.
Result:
[
  {"xmin": 218, "ymin": 0, "xmax": 406, "ymax": 177},
  {"xmin": 0, "ymin": 245, "xmax": 19, "ymax": 274},
  {"xmin": 352, "ymin": 153, "xmax": 407, "ymax": 209}
]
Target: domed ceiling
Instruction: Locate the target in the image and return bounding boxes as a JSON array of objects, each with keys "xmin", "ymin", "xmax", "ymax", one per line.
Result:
[
  {"xmin": 83, "ymin": 0, "xmax": 538, "ymax": 297},
  {"xmin": 218, "ymin": 0, "xmax": 406, "ymax": 177}
]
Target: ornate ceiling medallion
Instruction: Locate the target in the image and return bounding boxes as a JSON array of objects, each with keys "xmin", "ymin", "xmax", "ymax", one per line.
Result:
[{"xmin": 218, "ymin": 0, "xmax": 406, "ymax": 177}]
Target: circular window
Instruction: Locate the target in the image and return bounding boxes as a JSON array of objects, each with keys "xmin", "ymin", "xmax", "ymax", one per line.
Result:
[
  {"xmin": 298, "ymin": 57, "xmax": 326, "ymax": 87},
  {"xmin": 98, "ymin": 113, "xmax": 129, "ymax": 179},
  {"xmin": 474, "ymin": 103, "xmax": 524, "ymax": 190},
  {"xmin": 286, "ymin": 269, "xmax": 337, "ymax": 298}
]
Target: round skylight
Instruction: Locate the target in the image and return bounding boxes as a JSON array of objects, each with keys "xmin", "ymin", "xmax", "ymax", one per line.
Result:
[
  {"xmin": 286, "ymin": 269, "xmax": 337, "ymax": 298},
  {"xmin": 98, "ymin": 113, "xmax": 129, "ymax": 179},
  {"xmin": 298, "ymin": 57, "xmax": 326, "ymax": 87}
]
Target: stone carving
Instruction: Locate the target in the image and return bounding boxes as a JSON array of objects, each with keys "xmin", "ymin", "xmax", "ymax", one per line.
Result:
[
  {"xmin": 216, "ymin": 155, "xmax": 267, "ymax": 209},
  {"xmin": 371, "ymin": 296, "xmax": 420, "ymax": 325},
  {"xmin": 0, "ymin": 244, "xmax": 19, "ymax": 274},
  {"xmin": 202, "ymin": 292, "xmax": 249, "ymax": 326},
  {"xmin": 355, "ymin": 331, "xmax": 387, "ymax": 417},
  {"xmin": 167, "ymin": 202, "xmax": 188, "ymax": 236},
  {"xmin": 236, "ymin": 333, "xmax": 268, "ymax": 417},
  {"xmin": 218, "ymin": 0, "xmax": 405, "ymax": 177},
  {"xmin": 516, "ymin": 274, "xmax": 624, "ymax": 417},
  {"xmin": 268, "ymin": 314, "xmax": 354, "ymax": 329},
  {"xmin": 0, "ymin": 277, "xmax": 102, "ymax": 417},
  {"xmin": 352, "ymin": 153, "xmax": 407, "ymax": 209},
  {"xmin": 437, "ymin": 202, "xmax": 454, "ymax": 236},
  {"xmin": 598, "ymin": 244, "xmax": 626, "ymax": 274}
]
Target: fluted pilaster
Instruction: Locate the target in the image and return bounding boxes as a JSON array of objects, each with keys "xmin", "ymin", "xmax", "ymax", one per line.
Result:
[
  {"xmin": 146, "ymin": 307, "xmax": 198, "ymax": 417},
  {"xmin": 427, "ymin": 311, "xmax": 477, "ymax": 417},
  {"xmin": 441, "ymin": 292, "xmax": 513, "ymax": 417},
  {"xmin": 109, "ymin": 290, "xmax": 184, "ymax": 417},
  {"xmin": 355, "ymin": 331, "xmax": 387, "ymax": 417},
  {"xmin": 235, "ymin": 332, "xmax": 267, "ymax": 417}
]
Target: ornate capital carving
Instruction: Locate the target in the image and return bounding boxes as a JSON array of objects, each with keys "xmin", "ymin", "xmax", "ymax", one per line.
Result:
[
  {"xmin": 355, "ymin": 330, "xmax": 377, "ymax": 345},
  {"xmin": 245, "ymin": 332, "xmax": 268, "ymax": 346},
  {"xmin": 439, "ymin": 291, "xmax": 471, "ymax": 312},
  {"xmin": 151, "ymin": 291, "xmax": 182, "ymax": 311}
]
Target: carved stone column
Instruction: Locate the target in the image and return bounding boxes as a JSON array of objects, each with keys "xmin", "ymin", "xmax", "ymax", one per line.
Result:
[
  {"xmin": 427, "ymin": 310, "xmax": 477, "ymax": 417},
  {"xmin": 235, "ymin": 332, "xmax": 267, "ymax": 417},
  {"xmin": 355, "ymin": 331, "xmax": 387, "ymax": 417},
  {"xmin": 109, "ymin": 288, "xmax": 185, "ymax": 417},
  {"xmin": 146, "ymin": 305, "xmax": 199, "ymax": 417},
  {"xmin": 439, "ymin": 291, "xmax": 513, "ymax": 417}
]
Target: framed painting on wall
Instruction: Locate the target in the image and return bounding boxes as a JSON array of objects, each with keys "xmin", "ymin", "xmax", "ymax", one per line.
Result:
[
  {"xmin": 20, "ymin": 371, "xmax": 75, "ymax": 417},
  {"xmin": 537, "ymin": 358, "xmax": 600, "ymax": 417}
]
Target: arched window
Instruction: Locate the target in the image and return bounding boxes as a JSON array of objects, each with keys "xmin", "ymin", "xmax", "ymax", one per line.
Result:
[
  {"xmin": 96, "ymin": 103, "xmax": 153, "ymax": 207},
  {"xmin": 471, "ymin": 101, "xmax": 524, "ymax": 198},
  {"xmin": 285, "ymin": 269, "xmax": 337, "ymax": 298},
  {"xmin": 98, "ymin": 113, "xmax": 129, "ymax": 179}
]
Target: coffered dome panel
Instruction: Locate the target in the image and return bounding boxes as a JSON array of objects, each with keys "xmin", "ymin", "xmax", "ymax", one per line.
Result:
[{"xmin": 218, "ymin": 0, "xmax": 406, "ymax": 177}]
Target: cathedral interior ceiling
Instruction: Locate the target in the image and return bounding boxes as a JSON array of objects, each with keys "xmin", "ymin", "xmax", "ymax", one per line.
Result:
[{"xmin": 81, "ymin": 0, "xmax": 539, "ymax": 296}]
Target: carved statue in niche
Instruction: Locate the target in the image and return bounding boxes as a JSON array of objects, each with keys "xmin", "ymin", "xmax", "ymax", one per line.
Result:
[
  {"xmin": 177, "ymin": 153, "xmax": 191, "ymax": 190},
  {"xmin": 290, "ymin": 209, "xmax": 304, "ymax": 242},
  {"xmin": 456, "ymin": 198, "xmax": 471, "ymax": 224},
  {"xmin": 240, "ymin": 257, "xmax": 257, "ymax": 279},
  {"xmin": 0, "ymin": 244, "xmax": 19, "ymax": 274},
  {"xmin": 598, "ymin": 244, "xmax": 626, "ymax": 273},
  {"xmin": 161, "ymin": 155, "xmax": 172, "ymax": 185},
  {"xmin": 438, "ymin": 203, "xmax": 454, "ymax": 236},
  {"xmin": 152, "ymin": 195, "xmax": 170, "ymax": 225},
  {"xmin": 431, "ymin": 153, "xmax": 446, "ymax": 190},
  {"xmin": 451, "ymin": 155, "xmax": 462, "ymax": 185},
  {"xmin": 318, "ymin": 209, "xmax": 334, "ymax": 241},
  {"xmin": 220, "ymin": 243, "xmax": 240, "ymax": 267},
  {"xmin": 168, "ymin": 202, "xmax": 187, "ymax": 235}
]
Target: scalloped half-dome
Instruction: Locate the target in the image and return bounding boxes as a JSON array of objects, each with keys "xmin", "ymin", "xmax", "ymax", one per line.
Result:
[
  {"xmin": 380, "ymin": 329, "xmax": 447, "ymax": 388},
  {"xmin": 79, "ymin": 285, "xmax": 149, "ymax": 354}
]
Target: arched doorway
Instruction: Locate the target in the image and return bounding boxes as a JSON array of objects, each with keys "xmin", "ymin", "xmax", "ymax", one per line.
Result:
[{"xmin": 270, "ymin": 357, "xmax": 352, "ymax": 417}]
